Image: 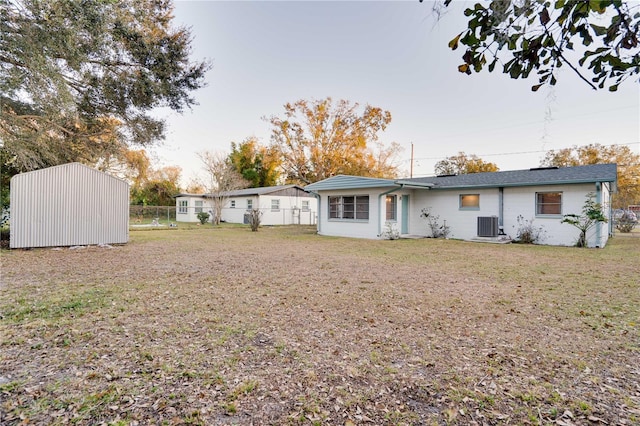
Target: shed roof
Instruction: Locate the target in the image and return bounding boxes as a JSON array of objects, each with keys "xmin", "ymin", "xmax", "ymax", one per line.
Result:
[{"xmin": 11, "ymin": 162, "xmax": 128, "ymax": 186}]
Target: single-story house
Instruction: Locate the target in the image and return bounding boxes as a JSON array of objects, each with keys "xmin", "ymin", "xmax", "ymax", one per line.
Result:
[
  {"xmin": 10, "ymin": 162, "xmax": 129, "ymax": 248},
  {"xmin": 304, "ymin": 164, "xmax": 617, "ymax": 248},
  {"xmin": 175, "ymin": 185, "xmax": 317, "ymax": 226}
]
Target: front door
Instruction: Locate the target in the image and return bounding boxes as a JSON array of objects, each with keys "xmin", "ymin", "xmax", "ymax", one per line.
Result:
[{"xmin": 401, "ymin": 195, "xmax": 409, "ymax": 234}]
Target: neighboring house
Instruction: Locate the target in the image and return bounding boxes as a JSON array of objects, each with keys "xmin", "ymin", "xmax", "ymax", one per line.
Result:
[
  {"xmin": 10, "ymin": 162, "xmax": 129, "ymax": 248},
  {"xmin": 175, "ymin": 185, "xmax": 317, "ymax": 226},
  {"xmin": 304, "ymin": 164, "xmax": 617, "ymax": 248}
]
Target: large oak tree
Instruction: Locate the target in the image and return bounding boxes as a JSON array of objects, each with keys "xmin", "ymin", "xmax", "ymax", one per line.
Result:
[
  {"xmin": 228, "ymin": 137, "xmax": 281, "ymax": 188},
  {"xmin": 434, "ymin": 152, "xmax": 499, "ymax": 175},
  {"xmin": 436, "ymin": 0, "xmax": 640, "ymax": 91},
  {"xmin": 542, "ymin": 143, "xmax": 640, "ymax": 208},
  {"xmin": 0, "ymin": 0, "xmax": 209, "ymax": 173},
  {"xmin": 267, "ymin": 97, "xmax": 402, "ymax": 185}
]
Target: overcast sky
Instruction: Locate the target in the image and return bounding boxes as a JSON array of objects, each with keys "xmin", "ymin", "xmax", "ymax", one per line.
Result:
[{"xmin": 153, "ymin": 0, "xmax": 640, "ymax": 185}]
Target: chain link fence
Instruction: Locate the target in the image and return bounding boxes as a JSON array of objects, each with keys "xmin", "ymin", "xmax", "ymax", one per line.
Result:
[{"xmin": 130, "ymin": 206, "xmax": 176, "ymax": 225}]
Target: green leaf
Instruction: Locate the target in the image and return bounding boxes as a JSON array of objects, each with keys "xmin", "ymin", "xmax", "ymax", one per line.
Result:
[
  {"xmin": 608, "ymin": 84, "xmax": 619, "ymax": 92},
  {"xmin": 531, "ymin": 83, "xmax": 543, "ymax": 92},
  {"xmin": 590, "ymin": 24, "xmax": 607, "ymax": 36},
  {"xmin": 589, "ymin": 0, "xmax": 606, "ymax": 13}
]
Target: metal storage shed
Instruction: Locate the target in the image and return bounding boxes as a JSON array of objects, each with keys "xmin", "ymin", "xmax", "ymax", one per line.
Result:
[{"xmin": 10, "ymin": 162, "xmax": 129, "ymax": 248}]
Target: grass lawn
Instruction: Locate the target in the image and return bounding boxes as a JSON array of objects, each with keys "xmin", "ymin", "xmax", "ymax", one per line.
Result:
[{"xmin": 1, "ymin": 226, "xmax": 639, "ymax": 425}]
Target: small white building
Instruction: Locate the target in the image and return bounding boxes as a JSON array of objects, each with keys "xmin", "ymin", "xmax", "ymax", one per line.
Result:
[
  {"xmin": 304, "ymin": 164, "xmax": 617, "ymax": 248},
  {"xmin": 10, "ymin": 162, "xmax": 129, "ymax": 248},
  {"xmin": 175, "ymin": 185, "xmax": 317, "ymax": 226}
]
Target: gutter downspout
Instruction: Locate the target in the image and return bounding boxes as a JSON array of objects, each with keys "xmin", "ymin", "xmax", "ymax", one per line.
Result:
[
  {"xmin": 378, "ymin": 185, "xmax": 403, "ymax": 237},
  {"xmin": 307, "ymin": 190, "xmax": 321, "ymax": 234},
  {"xmin": 595, "ymin": 182, "xmax": 602, "ymax": 248},
  {"xmin": 498, "ymin": 187, "xmax": 505, "ymax": 234}
]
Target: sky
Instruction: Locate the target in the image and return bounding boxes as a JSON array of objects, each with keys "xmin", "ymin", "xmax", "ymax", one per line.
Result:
[{"xmin": 152, "ymin": 0, "xmax": 640, "ymax": 186}]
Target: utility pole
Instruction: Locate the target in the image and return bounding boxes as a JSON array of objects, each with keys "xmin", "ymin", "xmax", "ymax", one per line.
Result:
[{"xmin": 410, "ymin": 142, "xmax": 414, "ymax": 178}]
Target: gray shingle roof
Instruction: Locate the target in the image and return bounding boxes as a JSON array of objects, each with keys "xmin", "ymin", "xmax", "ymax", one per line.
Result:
[
  {"xmin": 303, "ymin": 164, "xmax": 617, "ymax": 192},
  {"xmin": 176, "ymin": 184, "xmax": 307, "ymax": 198},
  {"xmin": 304, "ymin": 175, "xmax": 397, "ymax": 191},
  {"xmin": 398, "ymin": 164, "xmax": 617, "ymax": 189}
]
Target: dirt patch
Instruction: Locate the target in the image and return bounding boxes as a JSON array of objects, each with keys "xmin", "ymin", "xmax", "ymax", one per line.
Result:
[{"xmin": 1, "ymin": 226, "xmax": 639, "ymax": 425}]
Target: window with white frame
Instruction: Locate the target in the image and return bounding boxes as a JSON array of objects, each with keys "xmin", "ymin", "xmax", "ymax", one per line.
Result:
[
  {"xmin": 230, "ymin": 200, "xmax": 236, "ymax": 208},
  {"xmin": 247, "ymin": 199, "xmax": 253, "ymax": 210},
  {"xmin": 460, "ymin": 194, "xmax": 480, "ymax": 209},
  {"xmin": 302, "ymin": 200, "xmax": 310, "ymax": 211},
  {"xmin": 271, "ymin": 199, "xmax": 280, "ymax": 211},
  {"xmin": 194, "ymin": 200, "xmax": 203, "ymax": 213},
  {"xmin": 386, "ymin": 195, "xmax": 397, "ymax": 221},
  {"xmin": 178, "ymin": 200, "xmax": 188, "ymax": 214},
  {"xmin": 329, "ymin": 195, "xmax": 369, "ymax": 220},
  {"xmin": 536, "ymin": 192, "xmax": 562, "ymax": 215}
]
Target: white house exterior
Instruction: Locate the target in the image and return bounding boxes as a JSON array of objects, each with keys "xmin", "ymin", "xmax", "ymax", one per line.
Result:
[
  {"xmin": 175, "ymin": 185, "xmax": 317, "ymax": 226},
  {"xmin": 10, "ymin": 162, "xmax": 129, "ymax": 248},
  {"xmin": 304, "ymin": 164, "xmax": 617, "ymax": 248}
]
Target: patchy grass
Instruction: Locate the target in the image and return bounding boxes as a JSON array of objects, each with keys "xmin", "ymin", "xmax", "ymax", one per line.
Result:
[{"xmin": 1, "ymin": 226, "xmax": 638, "ymax": 425}]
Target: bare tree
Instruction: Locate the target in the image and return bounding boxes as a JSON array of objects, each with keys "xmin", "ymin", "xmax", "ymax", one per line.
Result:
[{"xmin": 198, "ymin": 151, "xmax": 249, "ymax": 225}]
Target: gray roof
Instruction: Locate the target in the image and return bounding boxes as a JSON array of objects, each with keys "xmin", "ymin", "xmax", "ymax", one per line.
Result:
[
  {"xmin": 401, "ymin": 164, "xmax": 617, "ymax": 189},
  {"xmin": 303, "ymin": 164, "xmax": 617, "ymax": 192},
  {"xmin": 304, "ymin": 175, "xmax": 397, "ymax": 191},
  {"xmin": 176, "ymin": 184, "xmax": 308, "ymax": 198}
]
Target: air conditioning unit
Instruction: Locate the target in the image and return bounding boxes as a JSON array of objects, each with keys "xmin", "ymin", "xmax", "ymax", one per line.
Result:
[{"xmin": 477, "ymin": 216, "xmax": 499, "ymax": 237}]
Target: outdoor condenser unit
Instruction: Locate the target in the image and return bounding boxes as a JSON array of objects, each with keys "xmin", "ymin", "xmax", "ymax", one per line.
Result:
[{"xmin": 477, "ymin": 216, "xmax": 499, "ymax": 237}]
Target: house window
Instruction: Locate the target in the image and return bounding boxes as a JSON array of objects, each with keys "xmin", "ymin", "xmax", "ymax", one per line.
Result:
[
  {"xmin": 460, "ymin": 194, "xmax": 480, "ymax": 209},
  {"xmin": 230, "ymin": 200, "xmax": 236, "ymax": 208},
  {"xmin": 386, "ymin": 195, "xmax": 397, "ymax": 221},
  {"xmin": 247, "ymin": 199, "xmax": 253, "ymax": 210},
  {"xmin": 302, "ymin": 200, "xmax": 310, "ymax": 211},
  {"xmin": 178, "ymin": 200, "xmax": 188, "ymax": 214},
  {"xmin": 329, "ymin": 195, "xmax": 369, "ymax": 220},
  {"xmin": 194, "ymin": 200, "xmax": 203, "ymax": 213},
  {"xmin": 536, "ymin": 192, "xmax": 562, "ymax": 215},
  {"xmin": 271, "ymin": 199, "xmax": 280, "ymax": 211}
]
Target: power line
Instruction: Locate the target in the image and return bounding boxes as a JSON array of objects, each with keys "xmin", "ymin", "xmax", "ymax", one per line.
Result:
[{"xmin": 404, "ymin": 141, "xmax": 640, "ymax": 163}]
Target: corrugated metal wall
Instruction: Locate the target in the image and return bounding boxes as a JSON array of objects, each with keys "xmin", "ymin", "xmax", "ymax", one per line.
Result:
[{"xmin": 10, "ymin": 163, "xmax": 129, "ymax": 248}]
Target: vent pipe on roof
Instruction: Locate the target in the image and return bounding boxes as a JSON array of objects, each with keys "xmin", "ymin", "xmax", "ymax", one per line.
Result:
[{"xmin": 529, "ymin": 166, "xmax": 559, "ymax": 171}]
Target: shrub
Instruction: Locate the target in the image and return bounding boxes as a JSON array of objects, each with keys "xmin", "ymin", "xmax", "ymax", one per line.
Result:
[
  {"xmin": 513, "ymin": 215, "xmax": 546, "ymax": 244},
  {"xmin": 196, "ymin": 211, "xmax": 210, "ymax": 225},
  {"xmin": 561, "ymin": 193, "xmax": 607, "ymax": 247},
  {"xmin": 381, "ymin": 222, "xmax": 400, "ymax": 240},
  {"xmin": 615, "ymin": 212, "xmax": 637, "ymax": 233},
  {"xmin": 247, "ymin": 209, "xmax": 262, "ymax": 232},
  {"xmin": 420, "ymin": 208, "xmax": 451, "ymax": 239}
]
